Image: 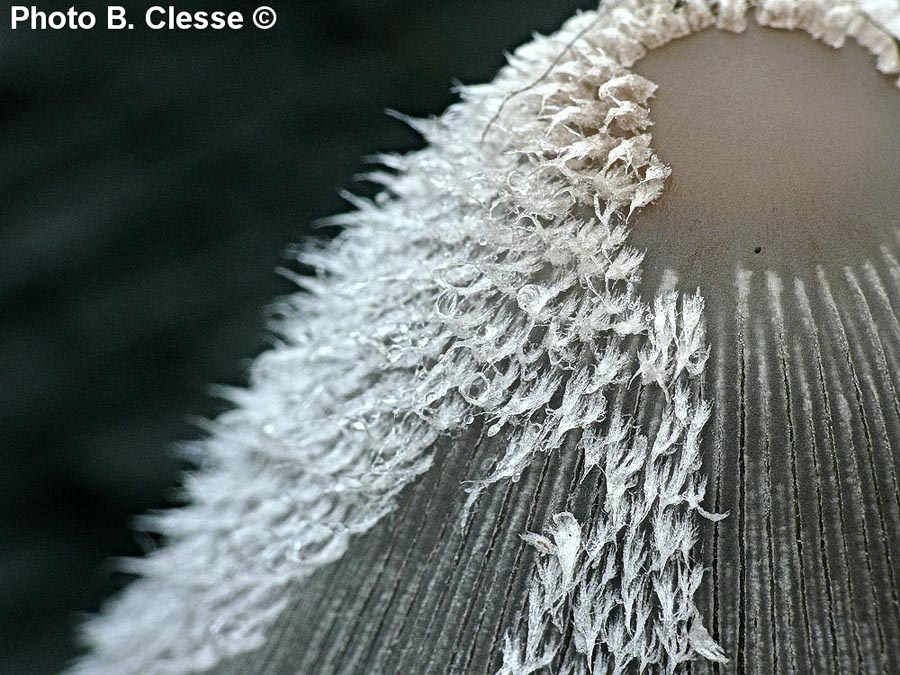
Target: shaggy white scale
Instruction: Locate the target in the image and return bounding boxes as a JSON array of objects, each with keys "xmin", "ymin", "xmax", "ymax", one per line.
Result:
[{"xmin": 72, "ymin": 1, "xmax": 900, "ymax": 673}]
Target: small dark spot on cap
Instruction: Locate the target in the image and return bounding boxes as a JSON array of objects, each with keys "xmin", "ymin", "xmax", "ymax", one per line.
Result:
[{"xmin": 754, "ymin": 246, "xmax": 762, "ymax": 254}]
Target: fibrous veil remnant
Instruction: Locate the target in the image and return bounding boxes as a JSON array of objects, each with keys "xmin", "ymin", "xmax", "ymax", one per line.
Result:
[{"xmin": 73, "ymin": 0, "xmax": 900, "ymax": 673}]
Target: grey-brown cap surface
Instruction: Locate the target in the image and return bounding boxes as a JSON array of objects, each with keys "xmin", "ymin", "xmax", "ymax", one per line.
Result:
[{"xmin": 215, "ymin": 16, "xmax": 900, "ymax": 675}]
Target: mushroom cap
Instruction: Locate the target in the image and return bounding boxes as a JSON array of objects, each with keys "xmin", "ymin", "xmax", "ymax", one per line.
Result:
[{"xmin": 216, "ymin": 15, "xmax": 900, "ymax": 675}]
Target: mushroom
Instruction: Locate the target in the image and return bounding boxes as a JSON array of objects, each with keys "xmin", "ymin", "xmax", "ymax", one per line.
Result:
[{"xmin": 73, "ymin": 2, "xmax": 900, "ymax": 674}]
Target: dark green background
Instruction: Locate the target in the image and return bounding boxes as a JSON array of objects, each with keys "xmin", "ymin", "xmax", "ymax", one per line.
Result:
[{"xmin": 0, "ymin": 1, "xmax": 595, "ymax": 672}]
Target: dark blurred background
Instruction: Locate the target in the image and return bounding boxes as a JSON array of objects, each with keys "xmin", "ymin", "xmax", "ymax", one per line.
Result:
[{"xmin": 0, "ymin": 1, "xmax": 594, "ymax": 671}]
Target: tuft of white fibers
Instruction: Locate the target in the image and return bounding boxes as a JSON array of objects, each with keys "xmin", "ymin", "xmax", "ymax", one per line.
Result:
[
  {"xmin": 497, "ymin": 293, "xmax": 728, "ymax": 675},
  {"xmin": 72, "ymin": 1, "xmax": 900, "ymax": 673}
]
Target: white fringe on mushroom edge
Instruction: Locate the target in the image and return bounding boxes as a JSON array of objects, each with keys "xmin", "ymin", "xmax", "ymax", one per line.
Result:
[{"xmin": 71, "ymin": 1, "xmax": 900, "ymax": 674}]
